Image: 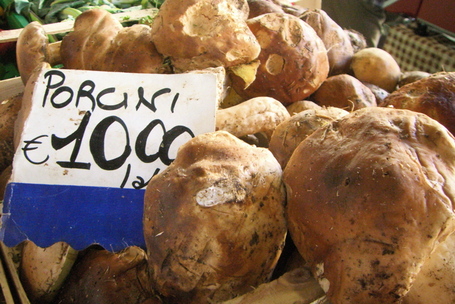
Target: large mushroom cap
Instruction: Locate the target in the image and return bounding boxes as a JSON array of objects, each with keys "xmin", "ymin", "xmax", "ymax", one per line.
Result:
[
  {"xmin": 150, "ymin": 0, "xmax": 261, "ymax": 72},
  {"xmin": 300, "ymin": 9, "xmax": 354, "ymax": 76},
  {"xmin": 381, "ymin": 71, "xmax": 455, "ymax": 136},
  {"xmin": 284, "ymin": 107, "xmax": 455, "ymax": 303},
  {"xmin": 229, "ymin": 13, "xmax": 329, "ymax": 105},
  {"xmin": 311, "ymin": 73, "xmax": 377, "ymax": 111},
  {"xmin": 144, "ymin": 131, "xmax": 287, "ymax": 303}
]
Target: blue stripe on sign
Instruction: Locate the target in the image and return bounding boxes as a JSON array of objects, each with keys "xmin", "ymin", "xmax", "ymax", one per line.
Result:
[{"xmin": 1, "ymin": 182, "xmax": 146, "ymax": 251}]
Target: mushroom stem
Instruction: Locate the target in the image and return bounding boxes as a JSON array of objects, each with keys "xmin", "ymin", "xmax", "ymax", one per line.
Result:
[
  {"xmin": 16, "ymin": 22, "xmax": 54, "ymax": 85},
  {"xmin": 47, "ymin": 41, "xmax": 62, "ymax": 66}
]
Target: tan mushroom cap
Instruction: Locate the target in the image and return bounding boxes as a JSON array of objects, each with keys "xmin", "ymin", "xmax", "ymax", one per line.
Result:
[
  {"xmin": 144, "ymin": 131, "xmax": 287, "ymax": 303},
  {"xmin": 284, "ymin": 107, "xmax": 455, "ymax": 303},
  {"xmin": 150, "ymin": 0, "xmax": 261, "ymax": 72},
  {"xmin": 269, "ymin": 106, "xmax": 349, "ymax": 169}
]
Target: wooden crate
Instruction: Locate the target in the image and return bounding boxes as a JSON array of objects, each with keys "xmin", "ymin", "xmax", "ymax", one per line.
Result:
[{"xmin": 0, "ymin": 242, "xmax": 29, "ymax": 304}]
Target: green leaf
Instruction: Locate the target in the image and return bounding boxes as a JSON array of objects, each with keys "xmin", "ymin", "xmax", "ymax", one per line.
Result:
[
  {"xmin": 149, "ymin": 0, "xmax": 163, "ymax": 8},
  {"xmin": 44, "ymin": 0, "xmax": 84, "ymax": 23},
  {"xmin": 13, "ymin": 0, "xmax": 30, "ymax": 14}
]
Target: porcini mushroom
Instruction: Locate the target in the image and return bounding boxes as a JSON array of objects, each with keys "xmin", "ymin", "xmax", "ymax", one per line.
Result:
[
  {"xmin": 16, "ymin": 22, "xmax": 61, "ymax": 85},
  {"xmin": 144, "ymin": 131, "xmax": 287, "ymax": 304},
  {"xmin": 300, "ymin": 9, "xmax": 354, "ymax": 76},
  {"xmin": 60, "ymin": 9, "xmax": 170, "ymax": 74},
  {"xmin": 381, "ymin": 71, "xmax": 455, "ymax": 136},
  {"xmin": 216, "ymin": 96, "xmax": 290, "ymax": 140},
  {"xmin": 149, "ymin": 0, "xmax": 261, "ymax": 72},
  {"xmin": 284, "ymin": 107, "xmax": 455, "ymax": 303},
  {"xmin": 229, "ymin": 13, "xmax": 329, "ymax": 105}
]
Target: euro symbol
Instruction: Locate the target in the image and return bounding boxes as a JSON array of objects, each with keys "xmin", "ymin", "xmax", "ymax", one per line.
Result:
[{"xmin": 22, "ymin": 135, "xmax": 50, "ymax": 165}]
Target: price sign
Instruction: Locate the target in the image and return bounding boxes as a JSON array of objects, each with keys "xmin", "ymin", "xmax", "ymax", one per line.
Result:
[{"xmin": 1, "ymin": 68, "xmax": 218, "ymax": 251}]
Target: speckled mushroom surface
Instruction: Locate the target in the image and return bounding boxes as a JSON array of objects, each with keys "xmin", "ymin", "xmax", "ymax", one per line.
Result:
[
  {"xmin": 284, "ymin": 106, "xmax": 455, "ymax": 304},
  {"xmin": 143, "ymin": 131, "xmax": 287, "ymax": 304}
]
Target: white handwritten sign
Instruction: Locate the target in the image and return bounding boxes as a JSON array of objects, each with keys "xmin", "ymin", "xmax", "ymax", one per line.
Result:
[{"xmin": 1, "ymin": 68, "xmax": 218, "ymax": 251}]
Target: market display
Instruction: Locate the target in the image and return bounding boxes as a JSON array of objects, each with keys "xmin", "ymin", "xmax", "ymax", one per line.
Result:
[{"xmin": 0, "ymin": 0, "xmax": 455, "ymax": 303}]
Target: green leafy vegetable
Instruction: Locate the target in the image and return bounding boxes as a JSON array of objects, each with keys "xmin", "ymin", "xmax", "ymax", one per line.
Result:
[{"xmin": 4, "ymin": 0, "xmax": 164, "ymax": 28}]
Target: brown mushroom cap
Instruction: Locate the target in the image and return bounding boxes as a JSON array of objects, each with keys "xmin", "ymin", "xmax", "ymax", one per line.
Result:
[
  {"xmin": 247, "ymin": 0, "xmax": 285, "ymax": 18},
  {"xmin": 311, "ymin": 73, "xmax": 377, "ymax": 111},
  {"xmin": 144, "ymin": 131, "xmax": 287, "ymax": 304},
  {"xmin": 53, "ymin": 246, "xmax": 155, "ymax": 304},
  {"xmin": 381, "ymin": 72, "xmax": 455, "ymax": 136},
  {"xmin": 100, "ymin": 24, "xmax": 171, "ymax": 74},
  {"xmin": 229, "ymin": 13, "xmax": 329, "ymax": 105},
  {"xmin": 300, "ymin": 9, "xmax": 354, "ymax": 76},
  {"xmin": 285, "ymin": 100, "xmax": 322, "ymax": 115},
  {"xmin": 269, "ymin": 106, "xmax": 348, "ymax": 169},
  {"xmin": 284, "ymin": 107, "xmax": 455, "ymax": 303},
  {"xmin": 61, "ymin": 9, "xmax": 122, "ymax": 70},
  {"xmin": 150, "ymin": 0, "xmax": 261, "ymax": 72}
]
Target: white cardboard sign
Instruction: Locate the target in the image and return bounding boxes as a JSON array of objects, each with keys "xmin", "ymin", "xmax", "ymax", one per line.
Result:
[
  {"xmin": 14, "ymin": 68, "xmax": 217, "ymax": 188},
  {"xmin": 1, "ymin": 68, "xmax": 218, "ymax": 250}
]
